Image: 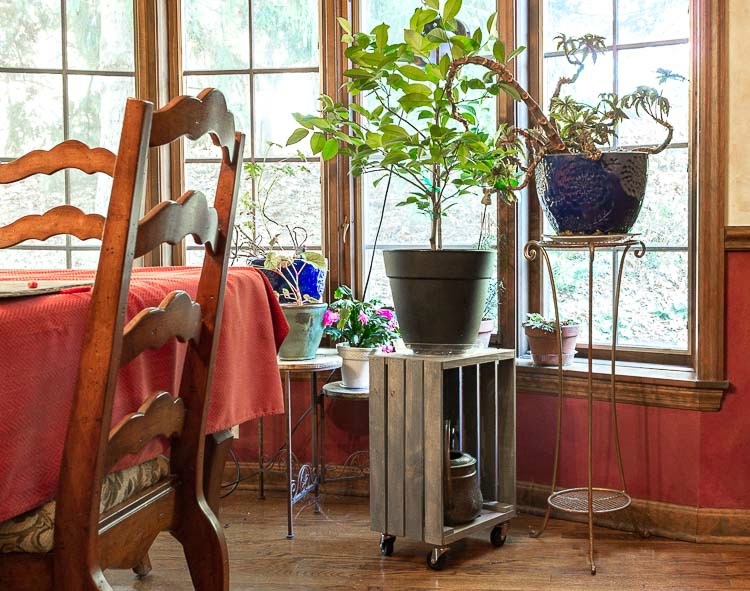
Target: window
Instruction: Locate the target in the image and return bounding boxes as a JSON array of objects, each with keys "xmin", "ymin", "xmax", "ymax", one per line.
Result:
[
  {"xmin": 537, "ymin": 0, "xmax": 691, "ymax": 359},
  {"xmin": 0, "ymin": 0, "xmax": 135, "ymax": 269},
  {"xmin": 180, "ymin": 0, "xmax": 322, "ymax": 266}
]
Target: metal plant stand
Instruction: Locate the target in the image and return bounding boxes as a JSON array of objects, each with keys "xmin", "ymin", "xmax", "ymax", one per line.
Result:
[
  {"xmin": 257, "ymin": 350, "xmax": 341, "ymax": 539},
  {"xmin": 524, "ymin": 234, "xmax": 646, "ymax": 575}
]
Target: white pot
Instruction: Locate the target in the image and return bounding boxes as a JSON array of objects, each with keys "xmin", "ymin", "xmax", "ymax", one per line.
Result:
[{"xmin": 337, "ymin": 344, "xmax": 377, "ymax": 389}]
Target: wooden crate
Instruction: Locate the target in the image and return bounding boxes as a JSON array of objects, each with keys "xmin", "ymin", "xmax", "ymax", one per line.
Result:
[{"xmin": 369, "ymin": 348, "xmax": 516, "ymax": 548}]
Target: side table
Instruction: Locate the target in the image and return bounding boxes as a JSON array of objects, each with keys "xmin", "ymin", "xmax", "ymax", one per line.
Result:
[
  {"xmin": 257, "ymin": 349, "xmax": 341, "ymax": 539},
  {"xmin": 319, "ymin": 381, "xmax": 369, "ymax": 485}
]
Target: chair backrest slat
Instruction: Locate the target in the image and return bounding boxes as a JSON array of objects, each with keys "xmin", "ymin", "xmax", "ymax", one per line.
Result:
[
  {"xmin": 134, "ymin": 190, "xmax": 218, "ymax": 258},
  {"xmin": 105, "ymin": 392, "xmax": 186, "ymax": 474},
  {"xmin": 0, "ymin": 205, "xmax": 105, "ymax": 248},
  {"xmin": 0, "ymin": 140, "xmax": 116, "ymax": 183},
  {"xmin": 120, "ymin": 290, "xmax": 202, "ymax": 368}
]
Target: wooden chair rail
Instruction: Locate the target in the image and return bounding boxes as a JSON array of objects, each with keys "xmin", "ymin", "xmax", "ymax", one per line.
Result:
[
  {"xmin": 0, "ymin": 206, "xmax": 105, "ymax": 249},
  {"xmin": 135, "ymin": 190, "xmax": 218, "ymax": 258},
  {"xmin": 0, "ymin": 141, "xmax": 116, "ymax": 183},
  {"xmin": 150, "ymin": 88, "xmax": 236, "ymax": 158},
  {"xmin": 105, "ymin": 393, "xmax": 186, "ymax": 473},
  {"xmin": 120, "ymin": 291, "xmax": 202, "ymax": 367}
]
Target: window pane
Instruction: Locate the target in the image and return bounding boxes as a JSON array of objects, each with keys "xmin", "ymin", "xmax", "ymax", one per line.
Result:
[
  {"xmin": 0, "ymin": 249, "xmax": 66, "ymax": 269},
  {"xmin": 182, "ymin": 0, "xmax": 249, "ymax": 71},
  {"xmin": 617, "ymin": 45, "xmax": 689, "ymax": 146},
  {"xmin": 0, "ymin": 0, "xmax": 62, "ymax": 69},
  {"xmin": 0, "ymin": 73, "xmax": 64, "ymax": 157},
  {"xmin": 617, "ymin": 0, "xmax": 689, "ymax": 44},
  {"xmin": 68, "ymin": 75, "xmax": 134, "ymax": 151},
  {"xmin": 71, "ymin": 249, "xmax": 100, "ymax": 269},
  {"xmin": 253, "ymin": 72, "xmax": 319, "ymax": 157},
  {"xmin": 186, "ymin": 247, "xmax": 205, "ymax": 266},
  {"xmin": 630, "ymin": 148, "xmax": 689, "ymax": 247},
  {"xmin": 618, "ymin": 251, "xmax": 688, "ymax": 349},
  {"xmin": 66, "ymin": 0, "xmax": 135, "ymax": 71},
  {"xmin": 252, "ymin": 0, "xmax": 318, "ymax": 68},
  {"xmin": 363, "ymin": 173, "xmax": 430, "ymax": 248},
  {"xmin": 0, "ymin": 172, "xmax": 66, "ymax": 246},
  {"xmin": 543, "ymin": 250, "xmax": 614, "ymax": 346},
  {"xmin": 184, "ymin": 74, "xmax": 251, "ymax": 159},
  {"xmin": 363, "ymin": 248, "xmax": 392, "ymax": 305},
  {"xmin": 68, "ymin": 170, "xmax": 112, "ymax": 216},
  {"xmin": 543, "ymin": 0, "xmax": 612, "ymax": 53},
  {"xmin": 360, "ymin": 0, "xmax": 414, "ymax": 34},
  {"xmin": 254, "ymin": 162, "xmax": 322, "ymax": 247},
  {"xmin": 185, "ymin": 162, "xmax": 221, "ymax": 206}
]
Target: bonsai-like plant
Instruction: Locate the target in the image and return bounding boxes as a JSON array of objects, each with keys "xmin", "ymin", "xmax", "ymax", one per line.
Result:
[
  {"xmin": 444, "ymin": 32, "xmax": 676, "ymax": 191},
  {"xmin": 232, "ymin": 143, "xmax": 326, "ymax": 306},
  {"xmin": 287, "ymin": 3, "xmax": 524, "ymax": 250},
  {"xmin": 323, "ymin": 285, "xmax": 400, "ymax": 350},
  {"xmin": 522, "ymin": 312, "xmax": 577, "ymax": 332}
]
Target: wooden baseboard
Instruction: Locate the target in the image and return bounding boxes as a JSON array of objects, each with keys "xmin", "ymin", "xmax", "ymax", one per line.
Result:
[
  {"xmin": 224, "ymin": 462, "xmax": 750, "ymax": 544},
  {"xmin": 517, "ymin": 481, "xmax": 750, "ymax": 544}
]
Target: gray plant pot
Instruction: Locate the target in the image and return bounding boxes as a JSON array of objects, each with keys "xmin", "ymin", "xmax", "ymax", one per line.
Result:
[
  {"xmin": 383, "ymin": 249, "xmax": 494, "ymax": 354},
  {"xmin": 278, "ymin": 303, "xmax": 327, "ymax": 361}
]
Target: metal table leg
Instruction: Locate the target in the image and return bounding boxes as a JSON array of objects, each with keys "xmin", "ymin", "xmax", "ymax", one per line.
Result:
[
  {"xmin": 311, "ymin": 373, "xmax": 321, "ymax": 514},
  {"xmin": 285, "ymin": 371, "xmax": 294, "ymax": 539},
  {"xmin": 257, "ymin": 416, "xmax": 265, "ymax": 500}
]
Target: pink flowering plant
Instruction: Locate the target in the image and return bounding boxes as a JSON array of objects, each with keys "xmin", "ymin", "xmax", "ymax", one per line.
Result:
[{"xmin": 323, "ymin": 285, "xmax": 399, "ymax": 350}]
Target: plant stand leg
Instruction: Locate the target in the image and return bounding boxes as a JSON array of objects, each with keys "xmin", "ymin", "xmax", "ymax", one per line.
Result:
[
  {"xmin": 257, "ymin": 417, "xmax": 265, "ymax": 500},
  {"xmin": 285, "ymin": 371, "xmax": 295, "ymax": 539}
]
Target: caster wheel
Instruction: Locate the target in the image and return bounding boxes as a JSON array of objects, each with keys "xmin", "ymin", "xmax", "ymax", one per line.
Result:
[
  {"xmin": 426, "ymin": 551, "xmax": 447, "ymax": 571},
  {"xmin": 380, "ymin": 537, "xmax": 395, "ymax": 556},
  {"xmin": 490, "ymin": 525, "xmax": 507, "ymax": 547}
]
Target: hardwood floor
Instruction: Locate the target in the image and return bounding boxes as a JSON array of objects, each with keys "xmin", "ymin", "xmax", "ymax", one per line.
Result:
[{"xmin": 108, "ymin": 490, "xmax": 750, "ymax": 590}]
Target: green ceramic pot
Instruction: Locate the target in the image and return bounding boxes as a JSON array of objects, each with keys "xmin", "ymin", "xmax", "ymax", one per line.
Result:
[{"xmin": 278, "ymin": 303, "xmax": 328, "ymax": 361}]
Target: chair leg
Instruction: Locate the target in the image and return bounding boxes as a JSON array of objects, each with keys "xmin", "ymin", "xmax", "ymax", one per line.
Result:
[
  {"xmin": 174, "ymin": 499, "xmax": 229, "ymax": 591},
  {"xmin": 133, "ymin": 554, "xmax": 152, "ymax": 578},
  {"xmin": 204, "ymin": 429, "xmax": 234, "ymax": 516}
]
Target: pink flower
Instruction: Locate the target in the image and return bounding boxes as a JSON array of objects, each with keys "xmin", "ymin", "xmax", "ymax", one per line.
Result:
[
  {"xmin": 323, "ymin": 310, "xmax": 339, "ymax": 327},
  {"xmin": 358, "ymin": 311, "xmax": 369, "ymax": 325},
  {"xmin": 377, "ymin": 308, "xmax": 395, "ymax": 321},
  {"xmin": 381, "ymin": 344, "xmax": 395, "ymax": 353}
]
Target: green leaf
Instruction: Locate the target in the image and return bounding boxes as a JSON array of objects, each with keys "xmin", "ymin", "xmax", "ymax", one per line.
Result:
[
  {"xmin": 444, "ymin": 0, "xmax": 462, "ymax": 21},
  {"xmin": 381, "ymin": 151, "xmax": 409, "ymax": 166},
  {"xmin": 506, "ymin": 46, "xmax": 526, "ymax": 62},
  {"xmin": 399, "ymin": 64, "xmax": 429, "ymax": 81},
  {"xmin": 403, "ymin": 83, "xmax": 432, "ymax": 95},
  {"xmin": 425, "ymin": 0, "xmax": 439, "ymax": 8},
  {"xmin": 285, "ymin": 128, "xmax": 309, "ymax": 146},
  {"xmin": 492, "ymin": 39, "xmax": 505, "ymax": 62},
  {"xmin": 486, "ymin": 12, "xmax": 498, "ymax": 35},
  {"xmin": 337, "ymin": 17, "xmax": 352, "ymax": 34},
  {"xmin": 302, "ymin": 251, "xmax": 327, "ymax": 269},
  {"xmin": 343, "ymin": 68, "xmax": 372, "ymax": 79},
  {"xmin": 379, "ymin": 124, "xmax": 410, "ymax": 138},
  {"xmin": 310, "ymin": 132, "xmax": 327, "ymax": 154},
  {"xmin": 322, "ymin": 138, "xmax": 339, "ymax": 160},
  {"xmin": 498, "ymin": 82, "xmax": 523, "ymax": 101},
  {"xmin": 373, "ymin": 23, "xmax": 389, "ymax": 48}
]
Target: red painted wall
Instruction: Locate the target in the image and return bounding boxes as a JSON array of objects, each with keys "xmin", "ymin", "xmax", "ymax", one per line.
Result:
[{"xmin": 234, "ymin": 252, "xmax": 750, "ymax": 510}]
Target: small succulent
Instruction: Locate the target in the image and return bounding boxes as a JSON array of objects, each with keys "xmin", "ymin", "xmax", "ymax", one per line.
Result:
[{"xmin": 522, "ymin": 312, "xmax": 577, "ymax": 333}]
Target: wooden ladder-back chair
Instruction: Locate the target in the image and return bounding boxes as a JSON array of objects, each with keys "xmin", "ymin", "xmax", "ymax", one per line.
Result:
[{"xmin": 0, "ymin": 88, "xmax": 245, "ymax": 591}]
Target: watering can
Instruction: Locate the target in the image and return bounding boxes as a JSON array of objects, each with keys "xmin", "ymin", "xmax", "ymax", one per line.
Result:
[{"xmin": 443, "ymin": 421, "xmax": 483, "ymax": 526}]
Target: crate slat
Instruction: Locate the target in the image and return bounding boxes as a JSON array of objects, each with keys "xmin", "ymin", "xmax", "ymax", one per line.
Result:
[
  {"xmin": 386, "ymin": 358, "xmax": 405, "ymax": 537},
  {"xmin": 404, "ymin": 360, "xmax": 424, "ymax": 541},
  {"xmin": 369, "ymin": 355, "xmax": 386, "ymax": 533}
]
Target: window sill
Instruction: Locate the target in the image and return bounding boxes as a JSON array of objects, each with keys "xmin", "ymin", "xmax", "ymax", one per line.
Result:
[{"xmin": 516, "ymin": 357, "xmax": 728, "ymax": 411}]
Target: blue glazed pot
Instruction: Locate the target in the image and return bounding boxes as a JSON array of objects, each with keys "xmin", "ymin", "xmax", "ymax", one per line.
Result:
[
  {"xmin": 250, "ymin": 257, "xmax": 327, "ymax": 303},
  {"xmin": 534, "ymin": 152, "xmax": 649, "ymax": 235}
]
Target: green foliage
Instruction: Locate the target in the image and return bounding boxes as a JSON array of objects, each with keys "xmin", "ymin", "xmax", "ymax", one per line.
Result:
[
  {"xmin": 324, "ymin": 285, "xmax": 400, "ymax": 349},
  {"xmin": 288, "ymin": 1, "xmax": 525, "ymax": 249},
  {"xmin": 522, "ymin": 312, "xmax": 577, "ymax": 333}
]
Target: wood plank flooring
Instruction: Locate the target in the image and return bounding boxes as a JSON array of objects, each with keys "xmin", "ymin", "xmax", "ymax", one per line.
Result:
[{"xmin": 108, "ymin": 490, "xmax": 750, "ymax": 590}]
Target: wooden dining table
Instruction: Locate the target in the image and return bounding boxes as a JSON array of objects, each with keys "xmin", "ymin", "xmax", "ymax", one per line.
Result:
[{"xmin": 0, "ymin": 266, "xmax": 288, "ymax": 523}]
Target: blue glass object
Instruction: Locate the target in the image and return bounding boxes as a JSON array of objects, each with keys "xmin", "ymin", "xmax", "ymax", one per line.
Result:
[
  {"xmin": 535, "ymin": 152, "xmax": 649, "ymax": 235},
  {"xmin": 250, "ymin": 257, "xmax": 327, "ymax": 303}
]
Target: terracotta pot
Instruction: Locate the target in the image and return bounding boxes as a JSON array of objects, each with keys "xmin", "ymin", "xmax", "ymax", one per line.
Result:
[
  {"xmin": 524, "ymin": 324, "xmax": 579, "ymax": 366},
  {"xmin": 475, "ymin": 319, "xmax": 494, "ymax": 348}
]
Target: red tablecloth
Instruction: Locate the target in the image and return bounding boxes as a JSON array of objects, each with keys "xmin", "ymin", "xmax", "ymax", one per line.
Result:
[{"xmin": 0, "ymin": 266, "xmax": 288, "ymax": 522}]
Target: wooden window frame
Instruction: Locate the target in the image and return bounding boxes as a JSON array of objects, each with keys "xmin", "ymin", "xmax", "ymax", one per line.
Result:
[{"xmin": 513, "ymin": 0, "xmax": 728, "ymax": 409}]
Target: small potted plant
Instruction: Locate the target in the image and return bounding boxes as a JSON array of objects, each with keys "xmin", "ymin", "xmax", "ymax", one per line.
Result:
[
  {"xmin": 476, "ymin": 281, "xmax": 499, "ymax": 348},
  {"xmin": 263, "ymin": 250, "xmax": 328, "ymax": 361},
  {"xmin": 522, "ymin": 313, "xmax": 579, "ymax": 366},
  {"xmin": 323, "ymin": 285, "xmax": 400, "ymax": 389},
  {"xmin": 233, "ymin": 144, "xmax": 327, "ymax": 303}
]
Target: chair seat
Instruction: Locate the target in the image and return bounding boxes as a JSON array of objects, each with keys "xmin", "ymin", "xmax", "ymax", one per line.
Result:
[{"xmin": 0, "ymin": 456, "xmax": 170, "ymax": 554}]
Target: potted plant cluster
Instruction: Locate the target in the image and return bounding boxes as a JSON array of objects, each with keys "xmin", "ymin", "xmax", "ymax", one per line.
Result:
[
  {"xmin": 323, "ymin": 285, "xmax": 400, "ymax": 389},
  {"xmin": 522, "ymin": 313, "xmax": 579, "ymax": 366}
]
